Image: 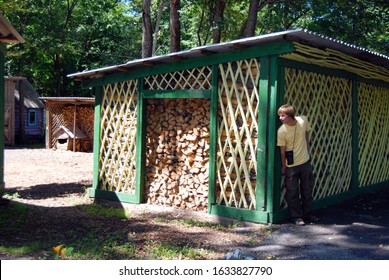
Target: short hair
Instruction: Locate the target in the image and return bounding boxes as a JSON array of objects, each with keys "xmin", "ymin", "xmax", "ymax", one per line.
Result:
[{"xmin": 278, "ymin": 104, "xmax": 295, "ymax": 118}]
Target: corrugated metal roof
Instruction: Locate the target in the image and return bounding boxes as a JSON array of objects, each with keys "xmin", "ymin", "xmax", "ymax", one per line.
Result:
[
  {"xmin": 40, "ymin": 97, "xmax": 95, "ymax": 105},
  {"xmin": 68, "ymin": 29, "xmax": 389, "ymax": 81}
]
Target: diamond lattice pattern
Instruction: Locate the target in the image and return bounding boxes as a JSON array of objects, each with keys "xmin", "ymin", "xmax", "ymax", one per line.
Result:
[
  {"xmin": 99, "ymin": 81, "xmax": 139, "ymax": 193},
  {"xmin": 144, "ymin": 66, "xmax": 212, "ymax": 90},
  {"xmin": 216, "ymin": 59, "xmax": 260, "ymax": 210},
  {"xmin": 283, "ymin": 68, "xmax": 352, "ymax": 205},
  {"xmin": 358, "ymin": 83, "xmax": 389, "ymax": 187}
]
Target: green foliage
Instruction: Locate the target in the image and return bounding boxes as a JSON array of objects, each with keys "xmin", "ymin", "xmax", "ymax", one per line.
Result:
[{"xmin": 1, "ymin": 0, "xmax": 387, "ymax": 99}]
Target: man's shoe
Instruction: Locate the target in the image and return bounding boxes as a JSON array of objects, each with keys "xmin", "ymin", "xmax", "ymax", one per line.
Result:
[
  {"xmin": 294, "ymin": 218, "xmax": 305, "ymax": 226},
  {"xmin": 305, "ymin": 215, "xmax": 320, "ymax": 223}
]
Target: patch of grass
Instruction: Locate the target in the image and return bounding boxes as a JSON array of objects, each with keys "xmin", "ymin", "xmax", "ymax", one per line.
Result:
[
  {"xmin": 0, "ymin": 203, "xmax": 30, "ymax": 230},
  {"xmin": 153, "ymin": 215, "xmax": 227, "ymax": 230},
  {"xmin": 78, "ymin": 204, "xmax": 131, "ymax": 219},
  {"xmin": 144, "ymin": 240, "xmax": 209, "ymax": 260},
  {"xmin": 2, "ymin": 192, "xmax": 20, "ymax": 200},
  {"xmin": 0, "ymin": 243, "xmax": 46, "ymax": 257},
  {"xmin": 64, "ymin": 230, "xmax": 137, "ymax": 260}
]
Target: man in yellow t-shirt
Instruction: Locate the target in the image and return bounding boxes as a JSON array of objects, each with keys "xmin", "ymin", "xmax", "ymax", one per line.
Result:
[{"xmin": 277, "ymin": 104, "xmax": 319, "ymax": 226}]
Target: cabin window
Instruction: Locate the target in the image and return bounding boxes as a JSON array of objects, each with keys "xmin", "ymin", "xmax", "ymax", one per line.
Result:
[{"xmin": 27, "ymin": 109, "xmax": 38, "ymax": 127}]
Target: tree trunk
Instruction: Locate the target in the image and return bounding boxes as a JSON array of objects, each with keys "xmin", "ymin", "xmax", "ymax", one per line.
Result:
[
  {"xmin": 142, "ymin": 0, "xmax": 153, "ymax": 58},
  {"xmin": 245, "ymin": 0, "xmax": 259, "ymax": 37},
  {"xmin": 212, "ymin": 0, "xmax": 227, "ymax": 44},
  {"xmin": 54, "ymin": 53, "xmax": 61, "ymax": 96},
  {"xmin": 152, "ymin": 0, "xmax": 164, "ymax": 56},
  {"xmin": 170, "ymin": 0, "xmax": 181, "ymax": 53}
]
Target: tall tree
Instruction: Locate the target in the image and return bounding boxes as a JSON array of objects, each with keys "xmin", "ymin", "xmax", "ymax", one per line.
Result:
[
  {"xmin": 212, "ymin": 0, "xmax": 227, "ymax": 43},
  {"xmin": 152, "ymin": 0, "xmax": 164, "ymax": 56},
  {"xmin": 142, "ymin": 0, "xmax": 153, "ymax": 58},
  {"xmin": 245, "ymin": 0, "xmax": 260, "ymax": 37},
  {"xmin": 170, "ymin": 0, "xmax": 181, "ymax": 52}
]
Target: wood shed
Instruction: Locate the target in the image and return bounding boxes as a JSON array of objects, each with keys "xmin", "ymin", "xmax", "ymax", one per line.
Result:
[
  {"xmin": 0, "ymin": 13, "xmax": 25, "ymax": 191},
  {"xmin": 4, "ymin": 77, "xmax": 45, "ymax": 145},
  {"xmin": 40, "ymin": 97, "xmax": 95, "ymax": 152},
  {"xmin": 69, "ymin": 29, "xmax": 389, "ymax": 223}
]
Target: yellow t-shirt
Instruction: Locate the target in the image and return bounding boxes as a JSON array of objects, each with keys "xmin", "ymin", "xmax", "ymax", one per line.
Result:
[{"xmin": 277, "ymin": 116, "xmax": 310, "ymax": 167}]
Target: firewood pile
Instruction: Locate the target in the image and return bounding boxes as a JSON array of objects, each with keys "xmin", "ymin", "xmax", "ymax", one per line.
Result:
[
  {"xmin": 145, "ymin": 99, "xmax": 210, "ymax": 211},
  {"xmin": 62, "ymin": 105, "xmax": 94, "ymax": 151}
]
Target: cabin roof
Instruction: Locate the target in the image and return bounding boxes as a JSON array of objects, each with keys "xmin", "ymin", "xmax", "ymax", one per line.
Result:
[
  {"xmin": 0, "ymin": 13, "xmax": 25, "ymax": 44},
  {"xmin": 68, "ymin": 29, "xmax": 389, "ymax": 82},
  {"xmin": 40, "ymin": 97, "xmax": 95, "ymax": 105}
]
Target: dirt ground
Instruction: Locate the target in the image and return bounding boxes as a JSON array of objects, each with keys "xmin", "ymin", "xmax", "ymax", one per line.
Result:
[{"xmin": 1, "ymin": 148, "xmax": 268, "ymax": 260}]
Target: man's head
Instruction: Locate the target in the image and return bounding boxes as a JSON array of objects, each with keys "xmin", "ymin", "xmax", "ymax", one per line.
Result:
[{"xmin": 278, "ymin": 104, "xmax": 296, "ymax": 125}]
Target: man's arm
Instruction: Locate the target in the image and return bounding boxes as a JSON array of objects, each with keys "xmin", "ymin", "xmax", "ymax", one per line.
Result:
[
  {"xmin": 305, "ymin": 131, "xmax": 310, "ymax": 153},
  {"xmin": 280, "ymin": 146, "xmax": 287, "ymax": 175}
]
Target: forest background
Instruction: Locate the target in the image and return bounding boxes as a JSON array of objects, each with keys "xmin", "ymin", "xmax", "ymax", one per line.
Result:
[{"xmin": 1, "ymin": 0, "xmax": 388, "ymax": 97}]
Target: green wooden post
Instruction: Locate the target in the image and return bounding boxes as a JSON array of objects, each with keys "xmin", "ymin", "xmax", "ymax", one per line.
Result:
[
  {"xmin": 91, "ymin": 86, "xmax": 102, "ymax": 196},
  {"xmin": 135, "ymin": 78, "xmax": 146, "ymax": 203},
  {"xmin": 351, "ymin": 79, "xmax": 359, "ymax": 189},
  {"xmin": 0, "ymin": 44, "xmax": 5, "ymax": 192},
  {"xmin": 266, "ymin": 56, "xmax": 281, "ymax": 223},
  {"xmin": 208, "ymin": 64, "xmax": 219, "ymax": 213},
  {"xmin": 256, "ymin": 56, "xmax": 270, "ymax": 214}
]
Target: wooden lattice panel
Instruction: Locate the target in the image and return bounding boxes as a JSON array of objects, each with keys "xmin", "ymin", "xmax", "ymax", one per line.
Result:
[
  {"xmin": 282, "ymin": 43, "xmax": 389, "ymax": 83},
  {"xmin": 358, "ymin": 83, "xmax": 389, "ymax": 187},
  {"xmin": 99, "ymin": 81, "xmax": 138, "ymax": 193},
  {"xmin": 283, "ymin": 68, "xmax": 352, "ymax": 205},
  {"xmin": 144, "ymin": 66, "xmax": 212, "ymax": 90},
  {"xmin": 216, "ymin": 59, "xmax": 260, "ymax": 210},
  {"xmin": 49, "ymin": 104, "xmax": 66, "ymax": 148}
]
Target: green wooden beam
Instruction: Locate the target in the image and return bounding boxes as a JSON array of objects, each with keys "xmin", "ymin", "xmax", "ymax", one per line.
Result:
[
  {"xmin": 89, "ymin": 188, "xmax": 139, "ymax": 204},
  {"xmin": 256, "ymin": 56, "xmax": 269, "ymax": 212},
  {"xmin": 265, "ymin": 56, "xmax": 280, "ymax": 222},
  {"xmin": 210, "ymin": 205, "xmax": 269, "ymax": 223},
  {"xmin": 0, "ymin": 45, "xmax": 5, "ymax": 192},
  {"xmin": 272, "ymin": 62, "xmax": 285, "ymax": 213},
  {"xmin": 92, "ymin": 86, "xmax": 102, "ymax": 191},
  {"xmin": 143, "ymin": 89, "xmax": 211, "ymax": 99},
  {"xmin": 208, "ymin": 65, "xmax": 219, "ymax": 213},
  {"xmin": 135, "ymin": 78, "xmax": 146, "ymax": 203},
  {"xmin": 80, "ymin": 42, "xmax": 295, "ymax": 88},
  {"xmin": 351, "ymin": 80, "xmax": 359, "ymax": 190}
]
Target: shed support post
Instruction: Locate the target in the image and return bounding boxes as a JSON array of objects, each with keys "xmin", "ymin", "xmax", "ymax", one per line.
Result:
[
  {"xmin": 135, "ymin": 78, "xmax": 146, "ymax": 203},
  {"xmin": 91, "ymin": 86, "xmax": 102, "ymax": 194},
  {"xmin": 266, "ymin": 55, "xmax": 282, "ymax": 223},
  {"xmin": 208, "ymin": 64, "xmax": 219, "ymax": 213},
  {"xmin": 73, "ymin": 104, "xmax": 77, "ymax": 152},
  {"xmin": 0, "ymin": 44, "xmax": 5, "ymax": 192},
  {"xmin": 256, "ymin": 57, "xmax": 269, "ymax": 216}
]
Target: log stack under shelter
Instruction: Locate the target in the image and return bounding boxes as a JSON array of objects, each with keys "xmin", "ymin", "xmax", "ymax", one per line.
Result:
[
  {"xmin": 68, "ymin": 29, "xmax": 389, "ymax": 224},
  {"xmin": 40, "ymin": 97, "xmax": 95, "ymax": 152},
  {"xmin": 145, "ymin": 99, "xmax": 210, "ymax": 211}
]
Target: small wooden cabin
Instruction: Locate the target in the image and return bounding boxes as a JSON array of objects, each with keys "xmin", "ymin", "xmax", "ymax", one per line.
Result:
[
  {"xmin": 40, "ymin": 97, "xmax": 95, "ymax": 152},
  {"xmin": 0, "ymin": 13, "xmax": 25, "ymax": 190},
  {"xmin": 4, "ymin": 77, "xmax": 45, "ymax": 145},
  {"xmin": 69, "ymin": 29, "xmax": 389, "ymax": 223}
]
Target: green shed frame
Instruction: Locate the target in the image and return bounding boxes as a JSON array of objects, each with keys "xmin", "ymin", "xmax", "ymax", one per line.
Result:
[
  {"xmin": 69, "ymin": 29, "xmax": 389, "ymax": 223},
  {"xmin": 0, "ymin": 13, "xmax": 25, "ymax": 191}
]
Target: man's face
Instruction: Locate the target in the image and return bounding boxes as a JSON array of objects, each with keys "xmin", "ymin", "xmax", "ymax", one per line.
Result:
[{"xmin": 279, "ymin": 113, "xmax": 294, "ymax": 125}]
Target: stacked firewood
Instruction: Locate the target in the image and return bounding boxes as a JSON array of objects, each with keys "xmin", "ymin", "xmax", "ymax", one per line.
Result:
[
  {"xmin": 62, "ymin": 105, "xmax": 94, "ymax": 151},
  {"xmin": 145, "ymin": 99, "xmax": 210, "ymax": 211}
]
